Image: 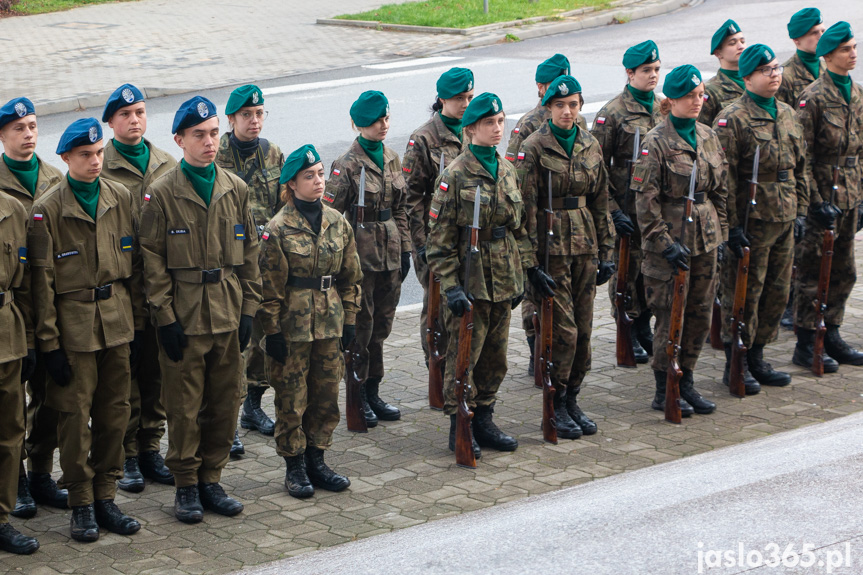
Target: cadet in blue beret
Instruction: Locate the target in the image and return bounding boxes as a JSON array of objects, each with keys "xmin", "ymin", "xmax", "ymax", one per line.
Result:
[
  {"xmin": 777, "ymin": 8, "xmax": 825, "ymax": 108},
  {"xmin": 699, "ymin": 19, "xmax": 747, "ymax": 125}
]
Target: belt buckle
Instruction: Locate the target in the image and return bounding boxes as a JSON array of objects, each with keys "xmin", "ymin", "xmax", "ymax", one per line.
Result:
[
  {"xmin": 320, "ymin": 275, "xmax": 333, "ymax": 291},
  {"xmin": 202, "ymin": 269, "xmax": 221, "ymax": 284},
  {"xmin": 94, "ymin": 284, "xmax": 113, "ymax": 300},
  {"xmin": 492, "ymin": 227, "xmax": 506, "ymax": 240},
  {"xmin": 845, "ymin": 157, "xmax": 857, "ymax": 168},
  {"xmin": 0, "ymin": 291, "xmax": 6, "ymax": 306}
]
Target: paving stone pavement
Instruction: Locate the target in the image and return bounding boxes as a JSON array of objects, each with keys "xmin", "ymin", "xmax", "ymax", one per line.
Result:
[{"xmin": 4, "ymin": 236, "xmax": 863, "ymax": 574}]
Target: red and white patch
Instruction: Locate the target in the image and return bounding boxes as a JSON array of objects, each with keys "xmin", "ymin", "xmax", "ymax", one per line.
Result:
[
  {"xmin": 144, "ymin": 193, "xmax": 151, "ymax": 202},
  {"xmin": 323, "ymin": 191, "xmax": 335, "ymax": 203},
  {"xmin": 408, "ymin": 139, "xmax": 415, "ymax": 146},
  {"xmin": 633, "ymin": 176, "xmax": 643, "ymax": 183},
  {"xmin": 799, "ymin": 100, "xmax": 807, "ymax": 108},
  {"xmin": 261, "ymin": 231, "xmax": 270, "ymax": 241},
  {"xmin": 596, "ymin": 117, "xmax": 606, "ymax": 125},
  {"xmin": 703, "ymin": 94, "xmax": 710, "ymax": 101},
  {"xmin": 513, "ymin": 127, "xmax": 520, "ymax": 134},
  {"xmin": 517, "ymin": 152, "xmax": 525, "ymax": 160},
  {"xmin": 429, "ymin": 206, "xmax": 440, "ymax": 219},
  {"xmin": 402, "ymin": 167, "xmax": 412, "ymax": 173},
  {"xmin": 641, "ymin": 149, "xmax": 649, "ymax": 156},
  {"xmin": 332, "ymin": 168, "xmax": 341, "ymax": 176},
  {"xmin": 717, "ymin": 119, "xmax": 727, "ymax": 127},
  {"xmin": 33, "ymin": 214, "xmax": 43, "ymax": 221},
  {"xmin": 504, "ymin": 154, "xmax": 515, "ymax": 161},
  {"xmin": 439, "ymin": 182, "xmax": 449, "ymax": 191}
]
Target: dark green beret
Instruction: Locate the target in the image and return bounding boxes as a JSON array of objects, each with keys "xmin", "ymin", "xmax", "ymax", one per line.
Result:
[
  {"xmin": 461, "ymin": 92, "xmax": 503, "ymax": 127},
  {"xmin": 622, "ymin": 40, "xmax": 660, "ymax": 69},
  {"xmin": 280, "ymin": 144, "xmax": 321, "ymax": 184},
  {"xmin": 350, "ymin": 91, "xmax": 389, "ymax": 128},
  {"xmin": 787, "ymin": 7, "xmax": 822, "ymax": 39},
  {"xmin": 738, "ymin": 44, "xmax": 776, "ymax": 78},
  {"xmin": 817, "ymin": 21, "xmax": 854, "ymax": 58},
  {"xmin": 225, "ymin": 84, "xmax": 264, "ymax": 116},
  {"xmin": 662, "ymin": 64, "xmax": 703, "ymax": 99},
  {"xmin": 541, "ymin": 75, "xmax": 582, "ymax": 105},
  {"xmin": 710, "ymin": 19, "xmax": 742, "ymax": 54},
  {"xmin": 437, "ymin": 67, "xmax": 474, "ymax": 100},
  {"xmin": 535, "ymin": 54, "xmax": 571, "ymax": 83}
]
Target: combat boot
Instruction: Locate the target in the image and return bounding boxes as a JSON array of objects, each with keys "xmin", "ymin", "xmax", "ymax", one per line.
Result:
[
  {"xmin": 94, "ymin": 500, "xmax": 140, "ymax": 535},
  {"xmin": 722, "ymin": 343, "xmax": 761, "ymax": 395},
  {"xmin": 792, "ymin": 328, "xmax": 839, "ymax": 373},
  {"xmin": 117, "ymin": 457, "xmax": 145, "ymax": 493},
  {"xmin": 527, "ymin": 335, "xmax": 535, "ymax": 376},
  {"xmin": 174, "ymin": 485, "xmax": 203, "ymax": 524},
  {"xmin": 240, "ymin": 386, "xmax": 276, "ymax": 435},
  {"xmin": 824, "ymin": 325, "xmax": 863, "ymax": 365},
  {"xmin": 365, "ymin": 377, "xmax": 400, "ymax": 421},
  {"xmin": 779, "ymin": 289, "xmax": 794, "ymax": 330},
  {"xmin": 449, "ymin": 414, "xmax": 481, "ymax": 459},
  {"xmin": 138, "ymin": 450, "xmax": 174, "ymax": 485},
  {"xmin": 230, "ymin": 429, "xmax": 245, "ymax": 458},
  {"xmin": 70, "ymin": 504, "xmax": 99, "ymax": 542},
  {"xmin": 633, "ymin": 312, "xmax": 654, "ymax": 356},
  {"xmin": 0, "ymin": 523, "xmax": 39, "ymax": 555},
  {"xmin": 748, "ymin": 345, "xmax": 791, "ymax": 386},
  {"xmin": 305, "ymin": 447, "xmax": 351, "ymax": 492},
  {"xmin": 651, "ymin": 370, "xmax": 694, "ymax": 417},
  {"xmin": 680, "ymin": 370, "xmax": 716, "ymax": 414},
  {"xmin": 359, "ymin": 381, "xmax": 378, "ymax": 427},
  {"xmin": 565, "ymin": 386, "xmax": 597, "ymax": 435},
  {"xmin": 199, "ymin": 483, "xmax": 243, "ymax": 516},
  {"xmin": 284, "ymin": 455, "xmax": 314, "ymax": 499},
  {"xmin": 552, "ymin": 389, "xmax": 582, "ymax": 440},
  {"xmin": 472, "ymin": 404, "xmax": 518, "ymax": 451},
  {"xmin": 11, "ymin": 475, "xmax": 36, "ymax": 519},
  {"xmin": 632, "ymin": 336, "xmax": 649, "ymax": 364},
  {"xmin": 28, "ymin": 472, "xmax": 68, "ymax": 509}
]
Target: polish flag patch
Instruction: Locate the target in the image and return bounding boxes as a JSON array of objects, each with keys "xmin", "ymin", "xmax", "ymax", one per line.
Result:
[
  {"xmin": 717, "ymin": 119, "xmax": 727, "ymax": 127},
  {"xmin": 332, "ymin": 168, "xmax": 341, "ymax": 176},
  {"xmin": 513, "ymin": 127, "xmax": 520, "ymax": 134},
  {"xmin": 33, "ymin": 214, "xmax": 43, "ymax": 221},
  {"xmin": 144, "ymin": 193, "xmax": 151, "ymax": 202},
  {"xmin": 517, "ymin": 152, "xmax": 525, "ymax": 160},
  {"xmin": 439, "ymin": 182, "xmax": 449, "ymax": 191},
  {"xmin": 261, "ymin": 231, "xmax": 270, "ymax": 241},
  {"xmin": 799, "ymin": 100, "xmax": 807, "ymax": 108},
  {"xmin": 641, "ymin": 149, "xmax": 649, "ymax": 156},
  {"xmin": 596, "ymin": 117, "xmax": 606, "ymax": 124},
  {"xmin": 703, "ymin": 94, "xmax": 710, "ymax": 101},
  {"xmin": 408, "ymin": 139, "xmax": 415, "ymax": 146}
]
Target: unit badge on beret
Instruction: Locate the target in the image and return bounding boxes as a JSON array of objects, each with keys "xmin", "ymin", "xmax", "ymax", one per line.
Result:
[
  {"xmin": 14, "ymin": 102, "xmax": 27, "ymax": 117},
  {"xmin": 763, "ymin": 49, "xmax": 772, "ymax": 59},
  {"xmin": 468, "ymin": 81, "xmax": 473, "ymax": 90},
  {"xmin": 492, "ymin": 99, "xmax": 500, "ymax": 112},
  {"xmin": 88, "ymin": 126, "xmax": 99, "ymax": 142},
  {"xmin": 252, "ymin": 92, "xmax": 260, "ymax": 104},
  {"xmin": 386, "ymin": 104, "xmax": 391, "ymax": 115},
  {"xmin": 692, "ymin": 74, "xmax": 701, "ymax": 86},
  {"xmin": 729, "ymin": 24, "xmax": 737, "ymax": 33},
  {"xmin": 306, "ymin": 150, "xmax": 315, "ymax": 163},
  {"xmin": 651, "ymin": 49, "xmax": 657, "ymax": 60},
  {"xmin": 559, "ymin": 82, "xmax": 569, "ymax": 96},
  {"xmin": 197, "ymin": 102, "xmax": 209, "ymax": 118},
  {"xmin": 122, "ymin": 88, "xmax": 135, "ymax": 103}
]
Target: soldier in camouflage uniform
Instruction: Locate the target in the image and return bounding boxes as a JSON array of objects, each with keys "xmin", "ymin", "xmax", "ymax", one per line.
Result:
[
  {"xmin": 517, "ymin": 76, "xmax": 613, "ymax": 439},
  {"xmin": 592, "ymin": 40, "xmax": 664, "ymax": 363},
  {"xmin": 792, "ymin": 22, "xmax": 863, "ymax": 369},
  {"xmin": 698, "ymin": 19, "xmax": 746, "ymax": 126},
  {"xmin": 713, "ymin": 44, "xmax": 808, "ymax": 393},
  {"xmin": 259, "ymin": 145, "xmax": 362, "ymax": 499},
  {"xmin": 325, "ymin": 91, "xmax": 410, "ymax": 427},
  {"xmin": 428, "ymin": 93, "xmax": 533, "ymax": 456},
  {"xmin": 632, "ymin": 65, "xmax": 728, "ymax": 417}
]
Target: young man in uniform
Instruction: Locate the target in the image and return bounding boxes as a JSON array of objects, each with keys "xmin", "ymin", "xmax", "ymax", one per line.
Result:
[{"xmin": 699, "ymin": 19, "xmax": 747, "ymax": 125}]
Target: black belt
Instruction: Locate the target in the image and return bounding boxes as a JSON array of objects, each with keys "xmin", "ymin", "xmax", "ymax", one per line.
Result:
[
  {"xmin": 758, "ymin": 170, "xmax": 790, "ymax": 183},
  {"xmin": 815, "ymin": 155, "xmax": 858, "ymax": 167},
  {"xmin": 173, "ymin": 267, "xmax": 234, "ymax": 284},
  {"xmin": 0, "ymin": 290, "xmax": 14, "ymax": 306},
  {"xmin": 287, "ymin": 275, "xmax": 333, "ymax": 291},
  {"xmin": 363, "ymin": 208, "xmax": 392, "ymax": 222},
  {"xmin": 663, "ymin": 192, "xmax": 706, "ymax": 205},
  {"xmin": 548, "ymin": 196, "xmax": 586, "ymax": 210},
  {"xmin": 62, "ymin": 283, "xmax": 114, "ymax": 302},
  {"xmin": 477, "ymin": 226, "xmax": 508, "ymax": 241}
]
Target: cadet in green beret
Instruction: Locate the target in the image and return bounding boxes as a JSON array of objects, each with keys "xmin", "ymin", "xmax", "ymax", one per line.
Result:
[
  {"xmin": 325, "ymin": 91, "xmax": 411, "ymax": 427},
  {"xmin": 427, "ymin": 93, "xmax": 533, "ymax": 456},
  {"xmin": 699, "ymin": 19, "xmax": 747, "ymax": 125},
  {"xmin": 259, "ymin": 145, "xmax": 362, "ymax": 498},
  {"xmin": 591, "ymin": 39, "xmax": 664, "ymax": 364},
  {"xmin": 517, "ymin": 75, "xmax": 613, "ymax": 438}
]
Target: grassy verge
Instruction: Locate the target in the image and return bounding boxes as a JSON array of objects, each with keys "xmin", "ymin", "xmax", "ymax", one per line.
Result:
[
  {"xmin": 334, "ymin": 0, "xmax": 611, "ymax": 29},
  {"xmin": 2, "ymin": 0, "xmax": 134, "ymax": 16}
]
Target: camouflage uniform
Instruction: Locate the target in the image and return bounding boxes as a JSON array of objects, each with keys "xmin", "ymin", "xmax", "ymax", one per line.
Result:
[
  {"xmin": 776, "ymin": 52, "xmax": 825, "ymax": 108},
  {"xmin": 632, "ymin": 119, "xmax": 729, "ymax": 372},
  {"xmin": 427, "ymin": 147, "xmax": 532, "ymax": 415},
  {"xmin": 713, "ymin": 93, "xmax": 808, "ymax": 346},
  {"xmin": 516, "ymin": 122, "xmax": 613, "ymax": 392},
  {"xmin": 698, "ymin": 72, "xmax": 744, "ymax": 126},
  {"xmin": 258, "ymin": 199, "xmax": 362, "ymax": 456}
]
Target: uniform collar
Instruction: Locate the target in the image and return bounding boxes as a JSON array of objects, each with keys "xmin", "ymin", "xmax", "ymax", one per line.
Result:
[
  {"xmin": 172, "ymin": 162, "xmax": 233, "ymax": 209},
  {"xmin": 282, "ymin": 198, "xmax": 333, "ymax": 236},
  {"xmin": 104, "ymin": 137, "xmax": 170, "ymax": 174},
  {"xmin": 0, "ymin": 153, "xmax": 55, "ymax": 198},
  {"xmin": 659, "ymin": 117, "xmax": 700, "ymax": 153},
  {"xmin": 536, "ymin": 120, "xmax": 587, "ymax": 159},
  {"xmin": 821, "ymin": 69, "xmax": 861, "ymax": 107},
  {"xmin": 463, "ymin": 146, "xmax": 501, "ymax": 181},
  {"xmin": 431, "ymin": 113, "xmax": 463, "ymax": 147},
  {"xmin": 349, "ymin": 138, "xmax": 397, "ymax": 176},
  {"xmin": 621, "ymin": 85, "xmax": 655, "ymax": 115},
  {"xmin": 59, "ymin": 177, "xmax": 118, "ymax": 222},
  {"xmin": 740, "ymin": 92, "xmax": 776, "ymax": 121}
]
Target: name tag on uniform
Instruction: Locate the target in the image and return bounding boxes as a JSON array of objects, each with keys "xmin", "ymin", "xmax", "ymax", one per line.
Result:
[
  {"xmin": 234, "ymin": 224, "xmax": 245, "ymax": 240},
  {"xmin": 120, "ymin": 236, "xmax": 133, "ymax": 251},
  {"xmin": 169, "ymin": 228, "xmax": 190, "ymax": 235},
  {"xmin": 56, "ymin": 250, "xmax": 79, "ymax": 260},
  {"xmin": 18, "ymin": 247, "xmax": 27, "ymax": 263}
]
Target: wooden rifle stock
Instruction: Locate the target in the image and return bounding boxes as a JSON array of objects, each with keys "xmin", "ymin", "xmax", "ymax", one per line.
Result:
[
  {"xmin": 728, "ymin": 246, "xmax": 750, "ymax": 397},
  {"xmin": 454, "ymin": 306, "xmax": 476, "ymax": 468},
  {"xmin": 813, "ymin": 162, "xmax": 840, "ymax": 377},
  {"xmin": 344, "ymin": 343, "xmax": 367, "ymax": 432},
  {"xmin": 532, "ymin": 312, "xmax": 542, "ymax": 390},
  {"xmin": 427, "ymin": 270, "xmax": 445, "ymax": 410},
  {"xmin": 615, "ymin": 234, "xmax": 636, "ymax": 367},
  {"xmin": 665, "ymin": 269, "xmax": 685, "ymax": 424},
  {"xmin": 537, "ymin": 297, "xmax": 557, "ymax": 444}
]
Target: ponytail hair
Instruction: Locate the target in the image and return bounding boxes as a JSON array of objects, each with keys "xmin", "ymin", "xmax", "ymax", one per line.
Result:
[
  {"xmin": 659, "ymin": 97, "xmax": 672, "ymax": 116},
  {"xmin": 430, "ymin": 97, "xmax": 443, "ymax": 116}
]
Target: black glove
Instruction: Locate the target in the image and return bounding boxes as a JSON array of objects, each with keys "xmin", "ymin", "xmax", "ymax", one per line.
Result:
[
  {"xmin": 663, "ymin": 241, "xmax": 691, "ymax": 271},
  {"xmin": 265, "ymin": 332, "xmax": 288, "ymax": 364},
  {"xmin": 611, "ymin": 209, "xmax": 635, "ymax": 237},
  {"xmin": 857, "ymin": 203, "xmax": 863, "ymax": 232},
  {"xmin": 342, "ymin": 324, "xmax": 356, "ymax": 349},
  {"xmin": 527, "ymin": 266, "xmax": 557, "ymax": 298},
  {"xmin": 794, "ymin": 215, "xmax": 807, "ymax": 242},
  {"xmin": 21, "ymin": 348, "xmax": 36, "ymax": 384},
  {"xmin": 417, "ymin": 245, "xmax": 427, "ymax": 264},
  {"xmin": 445, "ymin": 285, "xmax": 471, "ymax": 317},
  {"xmin": 596, "ymin": 261, "xmax": 616, "ymax": 286},
  {"xmin": 45, "ymin": 349, "xmax": 72, "ymax": 387},
  {"xmin": 129, "ymin": 330, "xmax": 144, "ymax": 376},
  {"xmin": 238, "ymin": 314, "xmax": 254, "ymax": 352},
  {"xmin": 727, "ymin": 226, "xmax": 751, "ymax": 259},
  {"xmin": 400, "ymin": 251, "xmax": 412, "ymax": 282},
  {"xmin": 809, "ymin": 202, "xmax": 841, "ymax": 230},
  {"xmin": 511, "ymin": 292, "xmax": 524, "ymax": 310},
  {"xmin": 158, "ymin": 321, "xmax": 188, "ymax": 363}
]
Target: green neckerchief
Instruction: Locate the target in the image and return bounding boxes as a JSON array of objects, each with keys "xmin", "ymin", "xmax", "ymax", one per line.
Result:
[
  {"xmin": 113, "ymin": 138, "xmax": 150, "ymax": 176},
  {"xmin": 719, "ymin": 68, "xmax": 745, "ymax": 90},
  {"xmin": 357, "ymin": 135, "xmax": 384, "ymax": 170},
  {"xmin": 438, "ymin": 112, "xmax": 463, "ymax": 141},
  {"xmin": 626, "ymin": 85, "xmax": 655, "ymax": 114},
  {"xmin": 469, "ymin": 144, "xmax": 498, "ymax": 182},
  {"xmin": 828, "ymin": 70, "xmax": 852, "ymax": 104},
  {"xmin": 180, "ymin": 159, "xmax": 216, "ymax": 206},
  {"xmin": 67, "ymin": 174, "xmax": 100, "ymax": 220},
  {"xmin": 2, "ymin": 153, "xmax": 38, "ymax": 196},
  {"xmin": 669, "ymin": 114, "xmax": 697, "ymax": 151},
  {"xmin": 548, "ymin": 119, "xmax": 577, "ymax": 157},
  {"xmin": 746, "ymin": 90, "xmax": 777, "ymax": 120},
  {"xmin": 797, "ymin": 49, "xmax": 821, "ymax": 80}
]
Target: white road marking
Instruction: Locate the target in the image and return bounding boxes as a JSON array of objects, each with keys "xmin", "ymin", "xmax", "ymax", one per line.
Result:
[{"xmin": 363, "ymin": 56, "xmax": 464, "ymax": 70}]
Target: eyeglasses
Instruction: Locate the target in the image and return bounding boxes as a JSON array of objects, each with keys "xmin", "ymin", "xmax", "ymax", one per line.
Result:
[
  {"xmin": 238, "ymin": 110, "xmax": 268, "ymax": 121},
  {"xmin": 757, "ymin": 65, "xmax": 784, "ymax": 77}
]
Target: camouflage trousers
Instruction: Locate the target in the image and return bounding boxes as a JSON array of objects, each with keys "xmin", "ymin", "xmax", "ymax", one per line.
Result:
[
  {"xmin": 442, "ymin": 298, "xmax": 511, "ymax": 416},
  {"xmin": 18, "ymin": 357, "xmax": 58, "ymax": 476},
  {"xmin": 124, "ymin": 321, "xmax": 167, "ymax": 457},
  {"xmin": 720, "ymin": 220, "xmax": 794, "ymax": 347},
  {"xmin": 795, "ymin": 207, "xmax": 858, "ymax": 329},
  {"xmin": 356, "ymin": 269, "xmax": 401, "ymax": 381},
  {"xmin": 243, "ymin": 314, "xmax": 270, "ymax": 390},
  {"xmin": 607, "ymin": 219, "xmax": 648, "ymax": 319},
  {"xmin": 521, "ymin": 294, "xmax": 536, "ymax": 339},
  {"xmin": 644, "ymin": 249, "xmax": 717, "ymax": 372},
  {"xmin": 413, "ymin": 249, "xmax": 448, "ymax": 363},
  {"xmin": 267, "ymin": 338, "xmax": 341, "ymax": 458},
  {"xmin": 0, "ymin": 359, "xmax": 23, "ymax": 523}
]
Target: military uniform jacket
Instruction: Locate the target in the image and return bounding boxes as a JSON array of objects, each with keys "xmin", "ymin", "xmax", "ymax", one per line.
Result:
[
  {"xmin": 28, "ymin": 178, "xmax": 146, "ymax": 353},
  {"xmin": 0, "ymin": 154, "xmax": 62, "ymax": 210},
  {"xmin": 216, "ymin": 133, "xmax": 285, "ymax": 230},
  {"xmin": 402, "ymin": 113, "xmax": 464, "ymax": 250},
  {"xmin": 101, "ymin": 138, "xmax": 177, "ymax": 210},
  {"xmin": 427, "ymin": 148, "xmax": 532, "ymax": 303},
  {"xmin": 590, "ymin": 87, "xmax": 664, "ymax": 214},
  {"xmin": 777, "ymin": 52, "xmax": 825, "ymax": 108},
  {"xmin": 698, "ymin": 72, "xmax": 744, "ymax": 126},
  {"xmin": 0, "ymin": 193, "xmax": 33, "ymax": 362},
  {"xmin": 632, "ymin": 119, "xmax": 729, "ymax": 262},
  {"xmin": 516, "ymin": 122, "xmax": 614, "ymax": 265},
  {"xmin": 505, "ymin": 102, "xmax": 587, "ymax": 161},
  {"xmin": 324, "ymin": 139, "xmax": 411, "ymax": 272},
  {"xmin": 713, "ymin": 92, "xmax": 808, "ymax": 228},
  {"xmin": 796, "ymin": 72, "xmax": 863, "ymax": 210},
  {"xmin": 258, "ymin": 200, "xmax": 362, "ymax": 342},
  {"xmin": 139, "ymin": 164, "xmax": 262, "ymax": 335}
]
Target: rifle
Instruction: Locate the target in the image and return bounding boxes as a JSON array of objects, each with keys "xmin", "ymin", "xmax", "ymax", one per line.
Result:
[
  {"xmin": 728, "ymin": 145, "xmax": 759, "ymax": 398},
  {"xmin": 428, "ymin": 152, "xmax": 446, "ymax": 410},
  {"xmin": 615, "ymin": 126, "xmax": 640, "ymax": 367},
  {"xmin": 665, "ymin": 161, "xmax": 698, "ymax": 424},
  {"xmin": 710, "ymin": 297, "xmax": 723, "ymax": 350},
  {"xmin": 534, "ymin": 171, "xmax": 557, "ymax": 444},
  {"xmin": 345, "ymin": 166, "xmax": 368, "ymax": 432},
  {"xmin": 454, "ymin": 185, "xmax": 481, "ymax": 468},
  {"xmin": 812, "ymin": 158, "xmax": 840, "ymax": 377}
]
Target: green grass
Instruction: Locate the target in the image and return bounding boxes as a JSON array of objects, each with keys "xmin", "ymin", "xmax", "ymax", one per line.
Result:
[
  {"xmin": 334, "ymin": 0, "xmax": 611, "ymax": 29},
  {"xmin": 4, "ymin": 0, "xmax": 134, "ymax": 16}
]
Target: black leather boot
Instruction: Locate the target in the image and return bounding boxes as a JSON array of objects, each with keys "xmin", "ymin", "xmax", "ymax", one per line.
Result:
[
  {"xmin": 633, "ymin": 312, "xmax": 654, "ymax": 356},
  {"xmin": 792, "ymin": 328, "xmax": 839, "ymax": 373},
  {"xmin": 779, "ymin": 288, "xmax": 794, "ymax": 330},
  {"xmin": 360, "ymin": 381, "xmax": 378, "ymax": 428},
  {"xmin": 565, "ymin": 387, "xmax": 597, "ymax": 435},
  {"xmin": 722, "ymin": 343, "xmax": 761, "ymax": 395},
  {"xmin": 241, "ymin": 386, "xmax": 276, "ymax": 435},
  {"xmin": 138, "ymin": 450, "xmax": 174, "ymax": 485},
  {"xmin": 553, "ymin": 389, "xmax": 582, "ymax": 440},
  {"xmin": 748, "ymin": 345, "xmax": 791, "ymax": 386},
  {"xmin": 472, "ymin": 404, "xmax": 518, "ymax": 451},
  {"xmin": 118, "ymin": 457, "xmax": 145, "ymax": 493},
  {"xmin": 449, "ymin": 414, "xmax": 481, "ymax": 459},
  {"xmin": 680, "ymin": 370, "xmax": 716, "ymax": 414},
  {"xmin": 651, "ymin": 370, "xmax": 694, "ymax": 417},
  {"xmin": 284, "ymin": 455, "xmax": 314, "ymax": 499},
  {"xmin": 632, "ymin": 337, "xmax": 649, "ymax": 364},
  {"xmin": 365, "ymin": 377, "xmax": 400, "ymax": 421},
  {"xmin": 824, "ymin": 325, "xmax": 863, "ymax": 365},
  {"xmin": 304, "ymin": 447, "xmax": 350, "ymax": 492},
  {"xmin": 199, "ymin": 483, "xmax": 243, "ymax": 516},
  {"xmin": 174, "ymin": 485, "xmax": 203, "ymax": 524},
  {"xmin": 28, "ymin": 472, "xmax": 68, "ymax": 509},
  {"xmin": 94, "ymin": 500, "xmax": 140, "ymax": 535},
  {"xmin": 527, "ymin": 335, "xmax": 535, "ymax": 377},
  {"xmin": 230, "ymin": 429, "xmax": 245, "ymax": 458},
  {"xmin": 70, "ymin": 504, "xmax": 99, "ymax": 542},
  {"xmin": 0, "ymin": 523, "xmax": 39, "ymax": 555},
  {"xmin": 11, "ymin": 475, "xmax": 36, "ymax": 519}
]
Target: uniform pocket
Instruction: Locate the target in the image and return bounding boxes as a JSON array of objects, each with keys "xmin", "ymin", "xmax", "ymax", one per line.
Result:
[
  {"xmin": 166, "ymin": 225, "xmax": 197, "ymax": 269},
  {"xmin": 112, "ymin": 232, "xmax": 133, "ymax": 279},
  {"xmin": 665, "ymin": 155, "xmax": 694, "ymax": 198},
  {"xmin": 54, "ymin": 242, "xmax": 88, "ymax": 293},
  {"xmin": 224, "ymin": 218, "xmax": 245, "ymax": 266}
]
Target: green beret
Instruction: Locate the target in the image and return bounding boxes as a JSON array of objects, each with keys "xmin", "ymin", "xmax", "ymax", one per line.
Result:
[
  {"xmin": 787, "ymin": 7, "xmax": 822, "ymax": 39},
  {"xmin": 535, "ymin": 54, "xmax": 571, "ymax": 83},
  {"xmin": 738, "ymin": 44, "xmax": 776, "ymax": 78},
  {"xmin": 622, "ymin": 40, "xmax": 660, "ymax": 69},
  {"xmin": 816, "ymin": 21, "xmax": 854, "ymax": 58},
  {"xmin": 541, "ymin": 75, "xmax": 582, "ymax": 105},
  {"xmin": 225, "ymin": 84, "xmax": 264, "ymax": 116},
  {"xmin": 437, "ymin": 67, "xmax": 474, "ymax": 100},
  {"xmin": 350, "ymin": 90, "xmax": 389, "ymax": 128},
  {"xmin": 461, "ymin": 92, "xmax": 503, "ymax": 127},
  {"xmin": 662, "ymin": 64, "xmax": 703, "ymax": 99},
  {"xmin": 280, "ymin": 144, "xmax": 321, "ymax": 184},
  {"xmin": 710, "ymin": 19, "xmax": 742, "ymax": 54}
]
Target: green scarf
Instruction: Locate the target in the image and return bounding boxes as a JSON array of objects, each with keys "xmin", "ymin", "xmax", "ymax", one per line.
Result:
[
  {"xmin": 113, "ymin": 138, "xmax": 150, "ymax": 176},
  {"xmin": 627, "ymin": 85, "xmax": 655, "ymax": 114},
  {"xmin": 548, "ymin": 119, "xmax": 577, "ymax": 157},
  {"xmin": 181, "ymin": 159, "xmax": 216, "ymax": 206},
  {"xmin": 357, "ymin": 136, "xmax": 384, "ymax": 170},
  {"xmin": 746, "ymin": 90, "xmax": 777, "ymax": 120},
  {"xmin": 67, "ymin": 175, "xmax": 100, "ymax": 220},
  {"xmin": 2, "ymin": 154, "xmax": 38, "ymax": 196},
  {"xmin": 469, "ymin": 144, "xmax": 498, "ymax": 181},
  {"xmin": 719, "ymin": 68, "xmax": 746, "ymax": 90},
  {"xmin": 828, "ymin": 70, "xmax": 852, "ymax": 104},
  {"xmin": 439, "ymin": 112, "xmax": 463, "ymax": 141},
  {"xmin": 669, "ymin": 114, "xmax": 697, "ymax": 151},
  {"xmin": 797, "ymin": 49, "xmax": 821, "ymax": 80}
]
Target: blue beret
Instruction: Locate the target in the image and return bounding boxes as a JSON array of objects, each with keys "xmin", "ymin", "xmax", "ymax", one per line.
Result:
[
  {"xmin": 461, "ymin": 92, "xmax": 503, "ymax": 127},
  {"xmin": 280, "ymin": 144, "xmax": 322, "ymax": 184},
  {"xmin": 622, "ymin": 40, "xmax": 660, "ymax": 69},
  {"xmin": 738, "ymin": 44, "xmax": 776, "ymax": 78},
  {"xmin": 0, "ymin": 97, "xmax": 35, "ymax": 131},
  {"xmin": 172, "ymin": 96, "xmax": 218, "ymax": 134},
  {"xmin": 541, "ymin": 75, "xmax": 582, "ymax": 105},
  {"xmin": 710, "ymin": 19, "xmax": 742, "ymax": 54},
  {"xmin": 817, "ymin": 21, "xmax": 854, "ymax": 58},
  {"xmin": 56, "ymin": 118, "xmax": 102, "ymax": 154},
  {"xmin": 787, "ymin": 8, "xmax": 822, "ymax": 39},
  {"xmin": 535, "ymin": 54, "xmax": 571, "ymax": 83},
  {"xmin": 663, "ymin": 65, "xmax": 703, "ymax": 99},
  {"xmin": 102, "ymin": 84, "xmax": 145, "ymax": 123}
]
